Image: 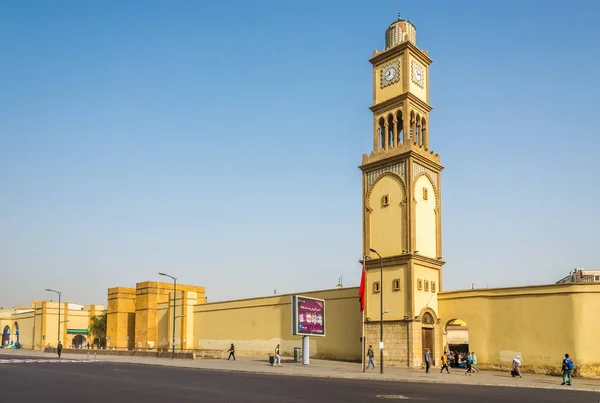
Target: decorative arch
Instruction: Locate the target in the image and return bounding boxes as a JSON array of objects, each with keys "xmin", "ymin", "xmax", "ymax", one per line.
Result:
[
  {"xmin": 419, "ymin": 307, "xmax": 438, "ymax": 325},
  {"xmin": 415, "ymin": 113, "xmax": 421, "ymax": 145},
  {"xmin": 378, "ymin": 117, "xmax": 386, "ymax": 150},
  {"xmin": 365, "ymin": 172, "xmax": 407, "ymax": 211},
  {"xmin": 413, "ymin": 172, "xmax": 439, "ymax": 259},
  {"xmin": 387, "ymin": 113, "xmax": 395, "ymax": 148},
  {"xmin": 2, "ymin": 325, "xmax": 10, "ymax": 347},
  {"xmin": 396, "ymin": 110, "xmax": 404, "ymax": 145},
  {"xmin": 72, "ymin": 334, "xmax": 87, "ymax": 349},
  {"xmin": 421, "ymin": 117, "xmax": 427, "ymax": 148},
  {"xmin": 444, "ymin": 318, "xmax": 470, "ymax": 359},
  {"xmin": 413, "ymin": 171, "xmax": 438, "ymax": 205},
  {"xmin": 366, "ymin": 172, "xmax": 409, "ymax": 257}
]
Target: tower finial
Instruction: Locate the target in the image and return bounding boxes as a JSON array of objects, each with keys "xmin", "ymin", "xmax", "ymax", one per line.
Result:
[{"xmin": 398, "ymin": 12, "xmax": 402, "ymax": 20}]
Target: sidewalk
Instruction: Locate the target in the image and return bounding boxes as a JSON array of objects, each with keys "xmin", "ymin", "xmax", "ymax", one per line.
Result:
[{"xmin": 3, "ymin": 349, "xmax": 599, "ymax": 393}]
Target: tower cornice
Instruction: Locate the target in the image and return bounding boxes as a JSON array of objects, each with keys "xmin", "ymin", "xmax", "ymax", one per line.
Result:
[
  {"xmin": 370, "ymin": 92, "xmax": 432, "ymax": 116},
  {"xmin": 369, "ymin": 41, "xmax": 433, "ymax": 67},
  {"xmin": 360, "ymin": 147, "xmax": 444, "ymax": 171},
  {"xmin": 362, "ymin": 254, "xmax": 445, "ymax": 270}
]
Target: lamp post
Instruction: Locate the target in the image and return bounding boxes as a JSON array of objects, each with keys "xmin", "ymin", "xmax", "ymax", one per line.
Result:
[
  {"xmin": 45, "ymin": 289, "xmax": 62, "ymax": 347},
  {"xmin": 158, "ymin": 272, "xmax": 177, "ymax": 360},
  {"xmin": 369, "ymin": 248, "xmax": 384, "ymax": 374}
]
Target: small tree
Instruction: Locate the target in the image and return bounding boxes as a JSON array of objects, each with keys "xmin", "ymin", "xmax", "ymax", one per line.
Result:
[{"xmin": 89, "ymin": 314, "xmax": 107, "ymax": 348}]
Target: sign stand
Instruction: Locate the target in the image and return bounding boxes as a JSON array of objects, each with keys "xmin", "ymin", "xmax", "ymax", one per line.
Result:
[
  {"xmin": 302, "ymin": 336, "xmax": 309, "ymax": 365},
  {"xmin": 292, "ymin": 295, "xmax": 325, "ymax": 367}
]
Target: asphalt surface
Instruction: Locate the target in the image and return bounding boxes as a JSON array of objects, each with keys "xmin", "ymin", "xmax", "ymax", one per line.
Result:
[{"xmin": 0, "ymin": 353, "xmax": 598, "ymax": 402}]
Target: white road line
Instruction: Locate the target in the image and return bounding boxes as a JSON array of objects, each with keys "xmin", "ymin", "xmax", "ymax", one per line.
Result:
[{"xmin": 0, "ymin": 359, "xmax": 88, "ymax": 364}]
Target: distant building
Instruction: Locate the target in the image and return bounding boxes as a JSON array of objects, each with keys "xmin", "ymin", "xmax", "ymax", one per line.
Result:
[{"xmin": 557, "ymin": 269, "xmax": 600, "ymax": 284}]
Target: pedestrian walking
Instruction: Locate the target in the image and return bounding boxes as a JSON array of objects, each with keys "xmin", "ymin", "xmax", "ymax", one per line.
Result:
[
  {"xmin": 57, "ymin": 341, "xmax": 63, "ymax": 359},
  {"xmin": 227, "ymin": 343, "xmax": 235, "ymax": 361},
  {"xmin": 366, "ymin": 345, "xmax": 375, "ymax": 369},
  {"xmin": 440, "ymin": 353, "xmax": 450, "ymax": 373},
  {"xmin": 274, "ymin": 344, "xmax": 282, "ymax": 367},
  {"xmin": 471, "ymin": 352, "xmax": 479, "ymax": 373},
  {"xmin": 561, "ymin": 353, "xmax": 574, "ymax": 386},
  {"xmin": 511, "ymin": 355, "xmax": 522, "ymax": 378},
  {"xmin": 465, "ymin": 352, "xmax": 473, "ymax": 375},
  {"xmin": 424, "ymin": 349, "xmax": 431, "ymax": 373}
]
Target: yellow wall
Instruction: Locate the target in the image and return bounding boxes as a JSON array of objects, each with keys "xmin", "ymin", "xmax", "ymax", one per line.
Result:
[
  {"xmin": 1, "ymin": 302, "xmax": 105, "ymax": 350},
  {"xmin": 107, "ymin": 287, "xmax": 136, "ymax": 349},
  {"xmin": 438, "ymin": 283, "xmax": 600, "ymax": 378},
  {"xmin": 157, "ymin": 301, "xmax": 169, "ymax": 349},
  {"xmin": 573, "ymin": 291, "xmax": 600, "ymax": 377},
  {"xmin": 34, "ymin": 306, "xmax": 43, "ymax": 348},
  {"xmin": 414, "ymin": 174, "xmax": 436, "ymax": 259},
  {"xmin": 365, "ymin": 264, "xmax": 408, "ymax": 321},
  {"xmin": 182, "ymin": 291, "xmax": 197, "ymax": 350},
  {"xmin": 157, "ymin": 291, "xmax": 198, "ymax": 350},
  {"xmin": 413, "ymin": 264, "xmax": 439, "ymax": 315},
  {"xmin": 43, "ymin": 302, "xmax": 61, "ymax": 347},
  {"xmin": 367, "ymin": 174, "xmax": 406, "ymax": 257},
  {"xmin": 193, "ymin": 288, "xmax": 361, "ymax": 360},
  {"xmin": 65, "ymin": 308, "xmax": 91, "ymax": 347},
  {"xmin": 13, "ymin": 312, "xmax": 35, "ymax": 348}
]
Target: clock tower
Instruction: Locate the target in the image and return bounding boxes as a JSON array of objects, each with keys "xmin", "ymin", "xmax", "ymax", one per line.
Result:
[{"xmin": 361, "ymin": 16, "xmax": 443, "ymax": 367}]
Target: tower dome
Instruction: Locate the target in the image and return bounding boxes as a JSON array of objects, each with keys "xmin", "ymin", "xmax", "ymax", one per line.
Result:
[{"xmin": 385, "ymin": 16, "xmax": 416, "ymax": 49}]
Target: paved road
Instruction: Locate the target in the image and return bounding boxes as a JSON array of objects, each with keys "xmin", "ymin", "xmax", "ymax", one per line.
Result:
[{"xmin": 0, "ymin": 354, "xmax": 597, "ymax": 402}]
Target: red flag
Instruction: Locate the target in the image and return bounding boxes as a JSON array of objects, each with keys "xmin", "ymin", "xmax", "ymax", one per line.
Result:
[{"xmin": 359, "ymin": 263, "xmax": 366, "ymax": 312}]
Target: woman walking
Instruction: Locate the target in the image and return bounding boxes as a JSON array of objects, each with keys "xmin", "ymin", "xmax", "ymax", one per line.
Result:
[{"xmin": 511, "ymin": 356, "xmax": 522, "ymax": 378}]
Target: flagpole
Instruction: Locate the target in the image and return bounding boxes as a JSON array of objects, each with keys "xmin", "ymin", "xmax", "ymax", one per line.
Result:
[
  {"xmin": 362, "ymin": 255, "xmax": 366, "ymax": 374},
  {"xmin": 362, "ymin": 307, "xmax": 365, "ymax": 373}
]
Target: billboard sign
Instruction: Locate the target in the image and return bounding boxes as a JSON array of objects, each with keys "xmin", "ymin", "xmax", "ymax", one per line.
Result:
[{"xmin": 292, "ymin": 295, "xmax": 325, "ymax": 337}]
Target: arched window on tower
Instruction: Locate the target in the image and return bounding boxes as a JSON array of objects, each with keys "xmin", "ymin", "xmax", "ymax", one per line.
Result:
[
  {"xmin": 396, "ymin": 111, "xmax": 404, "ymax": 145},
  {"xmin": 378, "ymin": 117, "xmax": 385, "ymax": 150},
  {"xmin": 387, "ymin": 115, "xmax": 395, "ymax": 148},
  {"xmin": 415, "ymin": 114, "xmax": 421, "ymax": 145},
  {"xmin": 421, "ymin": 117, "xmax": 427, "ymax": 147},
  {"xmin": 410, "ymin": 112, "xmax": 415, "ymax": 141}
]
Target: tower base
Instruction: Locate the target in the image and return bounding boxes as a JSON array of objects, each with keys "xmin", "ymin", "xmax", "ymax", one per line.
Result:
[{"xmin": 364, "ymin": 318, "xmax": 441, "ymax": 368}]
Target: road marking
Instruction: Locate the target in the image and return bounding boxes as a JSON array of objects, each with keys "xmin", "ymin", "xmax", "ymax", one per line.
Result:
[
  {"xmin": 376, "ymin": 395, "xmax": 410, "ymax": 400},
  {"xmin": 0, "ymin": 359, "xmax": 87, "ymax": 364}
]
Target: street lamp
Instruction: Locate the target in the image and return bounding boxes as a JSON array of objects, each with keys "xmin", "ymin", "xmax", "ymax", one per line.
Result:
[
  {"xmin": 369, "ymin": 248, "xmax": 384, "ymax": 374},
  {"xmin": 158, "ymin": 272, "xmax": 177, "ymax": 360},
  {"xmin": 45, "ymin": 289, "xmax": 62, "ymax": 348}
]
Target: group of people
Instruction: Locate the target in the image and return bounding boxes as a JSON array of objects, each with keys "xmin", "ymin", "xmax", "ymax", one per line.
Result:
[
  {"xmin": 226, "ymin": 343, "xmax": 283, "ymax": 367},
  {"xmin": 438, "ymin": 351, "xmax": 479, "ymax": 374},
  {"xmin": 0, "ymin": 340, "xmax": 22, "ymax": 349},
  {"xmin": 367, "ymin": 347, "xmax": 576, "ymax": 386}
]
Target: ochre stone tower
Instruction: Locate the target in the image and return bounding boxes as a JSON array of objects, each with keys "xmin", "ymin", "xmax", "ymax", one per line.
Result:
[
  {"xmin": 106, "ymin": 281, "xmax": 205, "ymax": 350},
  {"xmin": 361, "ymin": 16, "xmax": 444, "ymax": 367}
]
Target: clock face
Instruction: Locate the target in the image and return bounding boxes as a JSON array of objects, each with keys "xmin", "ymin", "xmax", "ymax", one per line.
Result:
[
  {"xmin": 411, "ymin": 60, "xmax": 425, "ymax": 88},
  {"xmin": 384, "ymin": 67, "xmax": 396, "ymax": 81},
  {"xmin": 414, "ymin": 66, "xmax": 422, "ymax": 81},
  {"xmin": 380, "ymin": 60, "xmax": 400, "ymax": 88}
]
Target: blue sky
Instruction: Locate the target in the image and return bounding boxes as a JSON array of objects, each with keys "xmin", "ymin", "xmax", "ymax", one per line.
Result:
[{"xmin": 1, "ymin": 1, "xmax": 599, "ymax": 308}]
